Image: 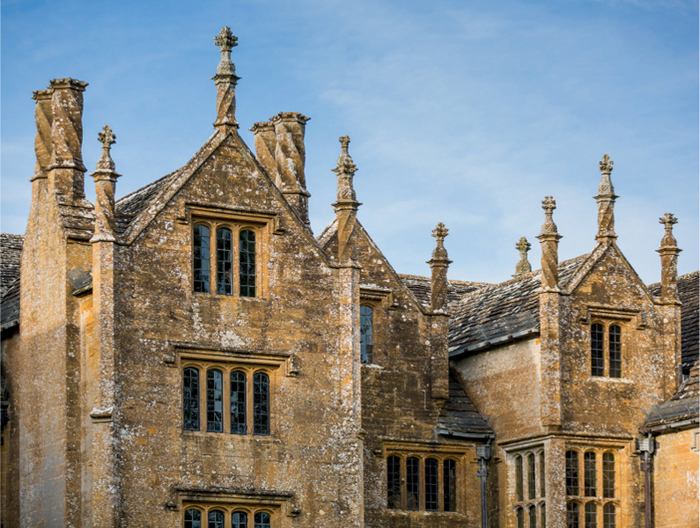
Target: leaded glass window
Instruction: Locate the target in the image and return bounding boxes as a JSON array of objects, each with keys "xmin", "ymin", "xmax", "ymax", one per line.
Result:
[
  {"xmin": 425, "ymin": 458, "xmax": 438, "ymax": 511},
  {"xmin": 207, "ymin": 369, "xmax": 223, "ymax": 433},
  {"xmin": 591, "ymin": 324, "xmax": 604, "ymax": 376},
  {"xmin": 602, "ymin": 453, "xmax": 615, "ymax": 498},
  {"xmin": 609, "ymin": 325, "xmax": 621, "ymax": 378},
  {"xmin": 239, "ymin": 230, "xmax": 256, "ymax": 297},
  {"xmin": 231, "ymin": 511, "xmax": 248, "ymax": 528},
  {"xmin": 208, "ymin": 509, "xmax": 225, "ymax": 528},
  {"xmin": 230, "ymin": 370, "xmax": 247, "ymax": 434},
  {"xmin": 539, "ymin": 452, "xmax": 546, "ymax": 497},
  {"xmin": 517, "ymin": 507, "xmax": 524, "ymax": 528},
  {"xmin": 360, "ymin": 305, "xmax": 374, "ymax": 364},
  {"xmin": 254, "ymin": 512, "xmax": 271, "ymax": 528},
  {"xmin": 406, "ymin": 457, "xmax": 420, "ymax": 511},
  {"xmin": 184, "ymin": 508, "xmax": 202, "ymax": 528},
  {"xmin": 566, "ymin": 451, "xmax": 579, "ymax": 496},
  {"xmin": 515, "ymin": 455, "xmax": 524, "ymax": 501},
  {"xmin": 183, "ymin": 367, "xmax": 200, "ymax": 431},
  {"xmin": 194, "ymin": 225, "xmax": 210, "ymax": 293},
  {"xmin": 584, "ymin": 452, "xmax": 597, "ymax": 497},
  {"xmin": 567, "ymin": 502, "xmax": 580, "ymax": 528},
  {"xmin": 585, "ymin": 502, "xmax": 597, "ymax": 528},
  {"xmin": 216, "ymin": 227, "xmax": 233, "ymax": 295},
  {"xmin": 444, "ymin": 458, "xmax": 457, "ymax": 512},
  {"xmin": 540, "ymin": 504, "xmax": 546, "ymax": 528},
  {"xmin": 527, "ymin": 453, "xmax": 536, "ymax": 500},
  {"xmin": 387, "ymin": 456, "xmax": 401, "ymax": 509},
  {"xmin": 529, "ymin": 505, "xmax": 537, "ymax": 528},
  {"xmin": 603, "ymin": 503, "xmax": 616, "ymax": 528},
  {"xmin": 253, "ymin": 372, "xmax": 269, "ymax": 435}
]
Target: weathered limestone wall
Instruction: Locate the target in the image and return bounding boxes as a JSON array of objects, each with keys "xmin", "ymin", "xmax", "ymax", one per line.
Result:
[
  {"xmin": 1, "ymin": 332, "xmax": 21, "ymax": 526},
  {"xmin": 653, "ymin": 428, "xmax": 699, "ymax": 528}
]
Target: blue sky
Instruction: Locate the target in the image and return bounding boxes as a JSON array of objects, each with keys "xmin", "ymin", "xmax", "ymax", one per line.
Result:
[{"xmin": 2, "ymin": 0, "xmax": 697, "ymax": 284}]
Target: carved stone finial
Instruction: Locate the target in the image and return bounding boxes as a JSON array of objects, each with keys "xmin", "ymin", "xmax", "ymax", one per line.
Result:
[
  {"xmin": 513, "ymin": 237, "xmax": 532, "ymax": 277},
  {"xmin": 595, "ymin": 154, "xmax": 618, "ymax": 240},
  {"xmin": 333, "ymin": 136, "xmax": 358, "ymax": 203},
  {"xmin": 659, "ymin": 212, "xmax": 678, "ymax": 247},
  {"xmin": 212, "ymin": 27, "xmax": 240, "ymax": 130},
  {"xmin": 96, "ymin": 126, "xmax": 116, "ymax": 172},
  {"xmin": 537, "ymin": 196, "xmax": 562, "ymax": 291},
  {"xmin": 657, "ymin": 213, "xmax": 681, "ymax": 304},
  {"xmin": 431, "ymin": 223, "xmax": 449, "ymax": 260},
  {"xmin": 214, "ymin": 27, "xmax": 238, "ymax": 78},
  {"xmin": 599, "ymin": 154, "xmax": 614, "ymax": 175},
  {"xmin": 428, "ymin": 223, "xmax": 452, "ymax": 312},
  {"xmin": 539, "ymin": 196, "xmax": 560, "ymax": 236}
]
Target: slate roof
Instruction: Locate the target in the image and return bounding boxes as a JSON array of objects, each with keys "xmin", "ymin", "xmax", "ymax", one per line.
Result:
[
  {"xmin": 399, "ymin": 274, "xmax": 490, "ymax": 311},
  {"xmin": 114, "ymin": 170, "xmax": 179, "ymax": 236},
  {"xmin": 0, "ymin": 234, "xmax": 23, "ymax": 297},
  {"xmin": 449, "ymin": 255, "xmax": 588, "ymax": 355},
  {"xmin": 437, "ymin": 370, "xmax": 493, "ymax": 435},
  {"xmin": 644, "ymin": 361, "xmax": 699, "ymax": 429},
  {"xmin": 648, "ymin": 271, "xmax": 699, "ymax": 373}
]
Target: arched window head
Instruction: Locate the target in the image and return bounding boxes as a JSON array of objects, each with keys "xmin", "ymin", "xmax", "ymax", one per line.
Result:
[
  {"xmin": 184, "ymin": 508, "xmax": 202, "ymax": 528},
  {"xmin": 540, "ymin": 504, "xmax": 546, "ymax": 528},
  {"xmin": 527, "ymin": 453, "xmax": 536, "ymax": 500},
  {"xmin": 183, "ymin": 367, "xmax": 200, "ymax": 431},
  {"xmin": 387, "ymin": 456, "xmax": 401, "ymax": 509},
  {"xmin": 516, "ymin": 507, "xmax": 524, "ymax": 528},
  {"xmin": 609, "ymin": 325, "xmax": 621, "ymax": 378},
  {"xmin": 230, "ymin": 371, "xmax": 247, "ymax": 434},
  {"xmin": 406, "ymin": 457, "xmax": 420, "ymax": 511},
  {"xmin": 253, "ymin": 372, "xmax": 269, "ymax": 435},
  {"xmin": 193, "ymin": 225, "xmax": 210, "ymax": 293},
  {"xmin": 207, "ymin": 369, "xmax": 223, "ymax": 433},
  {"xmin": 360, "ymin": 305, "xmax": 374, "ymax": 364},
  {"xmin": 443, "ymin": 459, "xmax": 457, "ymax": 512},
  {"xmin": 216, "ymin": 227, "xmax": 233, "ymax": 295},
  {"xmin": 254, "ymin": 512, "xmax": 271, "ymax": 528},
  {"xmin": 239, "ymin": 230, "xmax": 256, "ymax": 297},
  {"xmin": 566, "ymin": 501, "xmax": 580, "ymax": 528},
  {"xmin": 231, "ymin": 511, "xmax": 248, "ymax": 528},
  {"xmin": 603, "ymin": 503, "xmax": 616, "ymax": 528},
  {"xmin": 591, "ymin": 324, "xmax": 604, "ymax": 376},
  {"xmin": 584, "ymin": 502, "xmax": 597, "ymax": 528},
  {"xmin": 529, "ymin": 505, "xmax": 537, "ymax": 528},
  {"xmin": 208, "ymin": 509, "xmax": 224, "ymax": 528},
  {"xmin": 425, "ymin": 458, "xmax": 438, "ymax": 511}
]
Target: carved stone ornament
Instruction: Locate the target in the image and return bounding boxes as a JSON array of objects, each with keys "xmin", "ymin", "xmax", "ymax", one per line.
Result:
[
  {"xmin": 430, "ymin": 223, "xmax": 450, "ymax": 262},
  {"xmin": 537, "ymin": 196, "xmax": 561, "ymax": 291},
  {"xmin": 429, "ymin": 222, "xmax": 452, "ymax": 312},
  {"xmin": 659, "ymin": 212, "xmax": 679, "ymax": 248},
  {"xmin": 595, "ymin": 154, "xmax": 618, "ymax": 239},
  {"xmin": 333, "ymin": 136, "xmax": 358, "ymax": 203},
  {"xmin": 214, "ymin": 27, "xmax": 239, "ymax": 79},
  {"xmin": 539, "ymin": 196, "xmax": 561, "ymax": 237},
  {"xmin": 513, "ymin": 236, "xmax": 532, "ymax": 277},
  {"xmin": 96, "ymin": 125, "xmax": 117, "ymax": 172},
  {"xmin": 91, "ymin": 126, "xmax": 121, "ymax": 242}
]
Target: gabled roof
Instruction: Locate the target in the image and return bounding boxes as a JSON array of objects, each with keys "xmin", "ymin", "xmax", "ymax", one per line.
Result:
[
  {"xmin": 437, "ymin": 370, "xmax": 493, "ymax": 436},
  {"xmin": 648, "ymin": 271, "xmax": 699, "ymax": 372},
  {"xmin": 644, "ymin": 361, "xmax": 699, "ymax": 430},
  {"xmin": 449, "ymin": 254, "xmax": 588, "ymax": 355},
  {"xmin": 0, "ymin": 233, "xmax": 23, "ymax": 297},
  {"xmin": 399, "ymin": 274, "xmax": 489, "ymax": 311},
  {"xmin": 115, "ymin": 170, "xmax": 180, "ymax": 237}
]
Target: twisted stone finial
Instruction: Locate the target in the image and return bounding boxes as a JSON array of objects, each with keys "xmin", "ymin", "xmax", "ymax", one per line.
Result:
[
  {"xmin": 333, "ymin": 136, "xmax": 358, "ymax": 203},
  {"xmin": 659, "ymin": 213, "xmax": 679, "ymax": 248},
  {"xmin": 539, "ymin": 196, "xmax": 560, "ymax": 236},
  {"xmin": 513, "ymin": 237, "xmax": 532, "ymax": 277},
  {"xmin": 537, "ymin": 196, "xmax": 562, "ymax": 291},
  {"xmin": 428, "ymin": 223, "xmax": 452, "ymax": 312},
  {"xmin": 212, "ymin": 27, "xmax": 239, "ymax": 130},
  {"xmin": 96, "ymin": 126, "xmax": 116, "ymax": 171},
  {"xmin": 595, "ymin": 154, "xmax": 618, "ymax": 240}
]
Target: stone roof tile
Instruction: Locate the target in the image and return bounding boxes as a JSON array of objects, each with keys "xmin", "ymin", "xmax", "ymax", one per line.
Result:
[
  {"xmin": 399, "ymin": 274, "xmax": 489, "ymax": 311},
  {"xmin": 0, "ymin": 233, "xmax": 24, "ymax": 297},
  {"xmin": 437, "ymin": 370, "xmax": 493, "ymax": 435},
  {"xmin": 644, "ymin": 361, "xmax": 699, "ymax": 428}
]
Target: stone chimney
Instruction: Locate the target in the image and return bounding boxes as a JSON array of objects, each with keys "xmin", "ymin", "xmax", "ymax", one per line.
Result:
[
  {"xmin": 536, "ymin": 196, "xmax": 562, "ymax": 291},
  {"xmin": 31, "ymin": 88, "xmax": 54, "ymax": 181},
  {"xmin": 513, "ymin": 237, "xmax": 532, "ymax": 277},
  {"xmin": 91, "ymin": 126, "xmax": 121, "ymax": 242},
  {"xmin": 595, "ymin": 154, "xmax": 618, "ymax": 241},
  {"xmin": 212, "ymin": 27, "xmax": 239, "ymax": 131},
  {"xmin": 250, "ymin": 122, "xmax": 278, "ymax": 183},
  {"xmin": 657, "ymin": 213, "xmax": 682, "ymax": 304},
  {"xmin": 271, "ymin": 112, "xmax": 311, "ymax": 225},
  {"xmin": 48, "ymin": 78, "xmax": 88, "ymax": 201},
  {"xmin": 332, "ymin": 136, "xmax": 360, "ymax": 264},
  {"xmin": 428, "ymin": 223, "xmax": 452, "ymax": 312}
]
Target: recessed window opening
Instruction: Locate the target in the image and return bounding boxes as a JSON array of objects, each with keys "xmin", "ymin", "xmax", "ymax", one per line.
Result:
[{"xmin": 360, "ymin": 305, "xmax": 374, "ymax": 364}]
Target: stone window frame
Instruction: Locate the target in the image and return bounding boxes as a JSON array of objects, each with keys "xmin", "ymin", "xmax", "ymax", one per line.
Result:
[
  {"xmin": 359, "ymin": 286, "xmax": 396, "ymax": 367},
  {"xmin": 182, "ymin": 504, "xmax": 276, "ymax": 528},
  {"xmin": 382, "ymin": 448, "xmax": 466, "ymax": 514},
  {"xmin": 180, "ymin": 356, "xmax": 281, "ymax": 438},
  {"xmin": 360, "ymin": 304, "xmax": 374, "ymax": 364},
  {"xmin": 510, "ymin": 446, "xmax": 546, "ymax": 526},
  {"xmin": 588, "ymin": 320, "xmax": 625, "ymax": 379},
  {"xmin": 564, "ymin": 446, "xmax": 620, "ymax": 528}
]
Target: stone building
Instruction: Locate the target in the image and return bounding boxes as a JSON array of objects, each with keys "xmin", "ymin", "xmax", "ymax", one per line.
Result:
[{"xmin": 1, "ymin": 28, "xmax": 697, "ymax": 528}]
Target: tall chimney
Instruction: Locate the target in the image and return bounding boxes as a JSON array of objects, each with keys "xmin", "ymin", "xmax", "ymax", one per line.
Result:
[
  {"xmin": 333, "ymin": 136, "xmax": 360, "ymax": 264},
  {"xmin": 48, "ymin": 78, "xmax": 88, "ymax": 201},
  {"xmin": 212, "ymin": 27, "xmax": 239, "ymax": 131},
  {"xmin": 537, "ymin": 196, "xmax": 562, "ymax": 291},
  {"xmin": 657, "ymin": 213, "xmax": 682, "ymax": 304},
  {"xmin": 250, "ymin": 122, "xmax": 278, "ymax": 183},
  {"xmin": 31, "ymin": 88, "xmax": 54, "ymax": 181},
  {"xmin": 271, "ymin": 112, "xmax": 311, "ymax": 225},
  {"xmin": 428, "ymin": 223, "xmax": 452, "ymax": 313},
  {"xmin": 595, "ymin": 154, "xmax": 618, "ymax": 241},
  {"xmin": 91, "ymin": 126, "xmax": 121, "ymax": 242}
]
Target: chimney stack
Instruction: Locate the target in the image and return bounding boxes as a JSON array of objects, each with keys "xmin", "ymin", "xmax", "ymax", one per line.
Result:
[
  {"xmin": 31, "ymin": 88, "xmax": 54, "ymax": 181},
  {"xmin": 48, "ymin": 78, "xmax": 88, "ymax": 201},
  {"xmin": 428, "ymin": 223, "xmax": 452, "ymax": 312},
  {"xmin": 91, "ymin": 126, "xmax": 121, "ymax": 242},
  {"xmin": 250, "ymin": 122, "xmax": 278, "ymax": 184},
  {"xmin": 212, "ymin": 27, "xmax": 239, "ymax": 131},
  {"xmin": 332, "ymin": 136, "xmax": 360, "ymax": 264},
  {"xmin": 657, "ymin": 213, "xmax": 682, "ymax": 304},
  {"xmin": 595, "ymin": 154, "xmax": 618, "ymax": 241},
  {"xmin": 513, "ymin": 237, "xmax": 532, "ymax": 277},
  {"xmin": 536, "ymin": 196, "xmax": 562, "ymax": 291},
  {"xmin": 271, "ymin": 112, "xmax": 311, "ymax": 225}
]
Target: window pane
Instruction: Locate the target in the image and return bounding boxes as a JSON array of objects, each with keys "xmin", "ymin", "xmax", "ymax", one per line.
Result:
[
  {"xmin": 584, "ymin": 452, "xmax": 597, "ymax": 497},
  {"xmin": 443, "ymin": 459, "xmax": 457, "ymax": 512},
  {"xmin": 528, "ymin": 453, "xmax": 536, "ymax": 500},
  {"xmin": 540, "ymin": 504, "xmax": 546, "ymax": 528},
  {"xmin": 253, "ymin": 372, "xmax": 269, "ymax": 435},
  {"xmin": 254, "ymin": 512, "xmax": 271, "ymax": 528},
  {"xmin": 194, "ymin": 226, "xmax": 210, "ymax": 293},
  {"xmin": 603, "ymin": 503, "xmax": 616, "ymax": 528},
  {"xmin": 207, "ymin": 369, "xmax": 223, "ymax": 433},
  {"xmin": 216, "ymin": 228, "xmax": 233, "ymax": 295},
  {"xmin": 566, "ymin": 451, "xmax": 579, "ymax": 496},
  {"xmin": 387, "ymin": 456, "xmax": 401, "ymax": 509},
  {"xmin": 208, "ymin": 510, "xmax": 225, "ymax": 528},
  {"xmin": 591, "ymin": 324, "xmax": 604, "ymax": 376},
  {"xmin": 529, "ymin": 505, "xmax": 537, "ymax": 528},
  {"xmin": 230, "ymin": 371, "xmax": 247, "ymax": 434},
  {"xmin": 609, "ymin": 325, "xmax": 621, "ymax": 378},
  {"xmin": 567, "ymin": 502, "xmax": 580, "ymax": 528},
  {"xmin": 183, "ymin": 367, "xmax": 200, "ymax": 431},
  {"xmin": 360, "ymin": 305, "xmax": 374, "ymax": 364},
  {"xmin": 239, "ymin": 230, "xmax": 256, "ymax": 297},
  {"xmin": 185, "ymin": 508, "xmax": 202, "ymax": 528},
  {"xmin": 515, "ymin": 455, "xmax": 524, "ymax": 501},
  {"xmin": 406, "ymin": 457, "xmax": 420, "ymax": 511},
  {"xmin": 231, "ymin": 512, "xmax": 248, "ymax": 528},
  {"xmin": 425, "ymin": 458, "xmax": 438, "ymax": 511},
  {"xmin": 540, "ymin": 452, "xmax": 546, "ymax": 497},
  {"xmin": 517, "ymin": 508, "xmax": 524, "ymax": 528},
  {"xmin": 602, "ymin": 453, "xmax": 615, "ymax": 498},
  {"xmin": 585, "ymin": 502, "xmax": 597, "ymax": 528}
]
